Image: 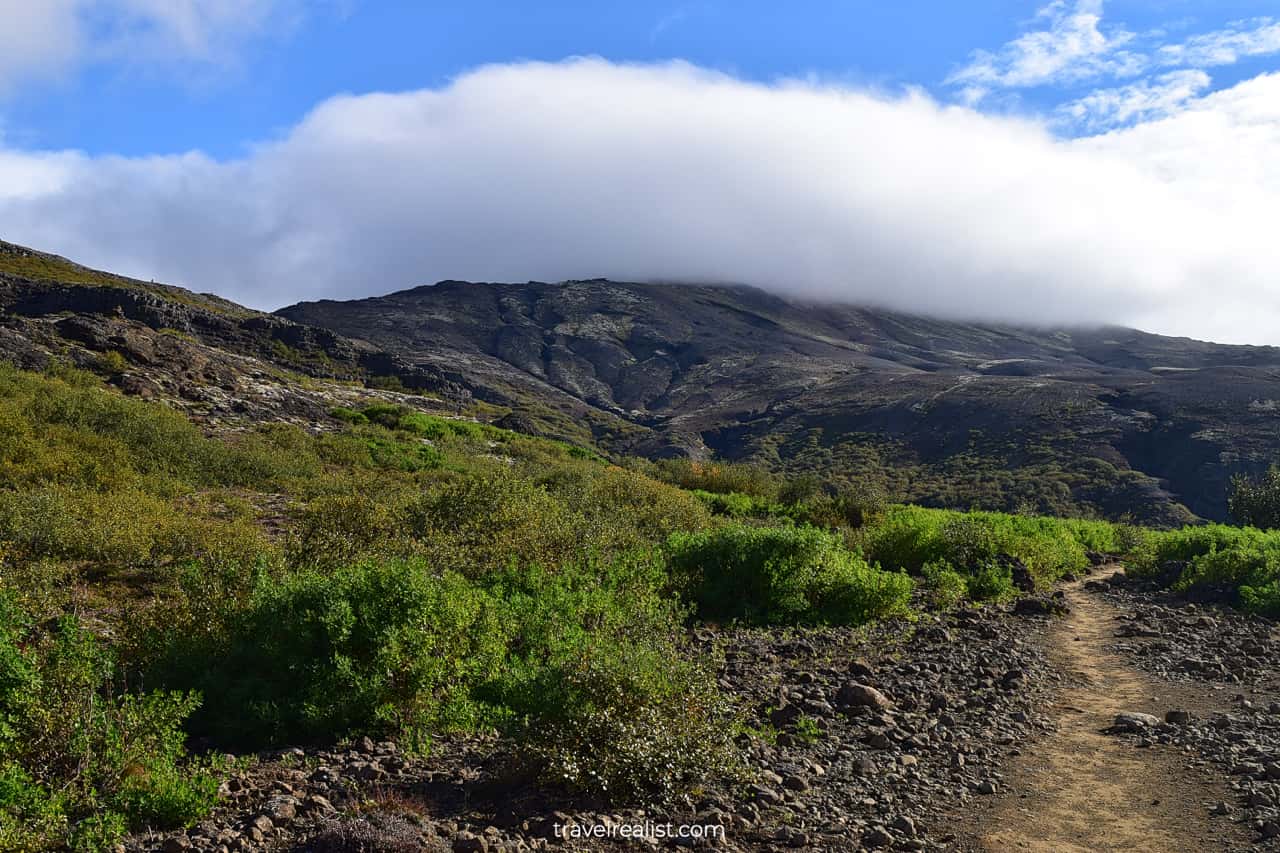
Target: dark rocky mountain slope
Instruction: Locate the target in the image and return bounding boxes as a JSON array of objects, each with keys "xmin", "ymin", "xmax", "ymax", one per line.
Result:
[{"xmin": 279, "ymin": 279, "xmax": 1280, "ymax": 524}]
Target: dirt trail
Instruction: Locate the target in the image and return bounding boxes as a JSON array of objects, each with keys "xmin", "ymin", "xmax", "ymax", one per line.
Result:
[{"xmin": 961, "ymin": 578, "xmax": 1245, "ymax": 852}]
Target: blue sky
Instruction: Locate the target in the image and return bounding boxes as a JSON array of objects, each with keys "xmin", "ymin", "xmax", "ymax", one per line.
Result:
[
  {"xmin": 2, "ymin": 1, "xmax": 1280, "ymax": 344},
  {"xmin": 5, "ymin": 0, "xmax": 1278, "ymax": 156}
]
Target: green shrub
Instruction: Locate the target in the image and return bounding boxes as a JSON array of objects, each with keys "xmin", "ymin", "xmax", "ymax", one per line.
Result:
[
  {"xmin": 314, "ymin": 430, "xmax": 443, "ymax": 472},
  {"xmin": 0, "ymin": 486, "xmax": 271, "ymax": 571},
  {"xmin": 398, "ymin": 413, "xmax": 483, "ymax": 441},
  {"xmin": 1229, "ymin": 466, "xmax": 1280, "ymax": 530},
  {"xmin": 938, "ymin": 516, "xmax": 1001, "ymax": 570},
  {"xmin": 921, "ymin": 560, "xmax": 967, "ymax": 609},
  {"xmin": 358, "ymin": 403, "xmax": 406, "ymax": 429},
  {"xmin": 0, "ymin": 592, "xmax": 216, "ymax": 850},
  {"xmin": 692, "ymin": 490, "xmax": 783, "ymax": 519},
  {"xmin": 405, "ymin": 476, "xmax": 581, "ymax": 576},
  {"xmin": 0, "ymin": 764, "xmax": 67, "ymax": 852},
  {"xmin": 665, "ymin": 524, "xmax": 912, "ymax": 625},
  {"xmin": 94, "ymin": 351, "xmax": 128, "ymax": 377},
  {"xmin": 148, "ymin": 559, "xmax": 508, "ymax": 749},
  {"xmin": 1126, "ymin": 524, "xmax": 1280, "ymax": 608},
  {"xmin": 1177, "ymin": 545, "xmax": 1276, "ymax": 594},
  {"xmin": 546, "ymin": 467, "xmax": 711, "ymax": 551},
  {"xmin": 286, "ymin": 492, "xmax": 407, "ymax": 568},
  {"xmin": 367, "ymin": 374, "xmax": 407, "ymax": 392},
  {"xmin": 329, "ymin": 407, "xmax": 369, "ymax": 425},
  {"xmin": 860, "ymin": 506, "xmax": 1090, "ymax": 588},
  {"xmin": 777, "ymin": 475, "xmax": 823, "ymax": 506},
  {"xmin": 68, "ymin": 810, "xmax": 128, "ymax": 852},
  {"xmin": 1240, "ymin": 580, "xmax": 1280, "ymax": 617},
  {"xmin": 513, "ymin": 643, "xmax": 739, "ymax": 803},
  {"xmin": 795, "ymin": 486, "xmax": 886, "ymax": 530},
  {"xmin": 648, "ymin": 459, "xmax": 778, "ymax": 498},
  {"xmin": 1128, "ymin": 524, "xmax": 1277, "ymax": 580},
  {"xmin": 964, "ymin": 561, "xmax": 1015, "ymax": 601},
  {"xmin": 0, "ymin": 486, "xmax": 175, "ymax": 565},
  {"xmin": 485, "ymin": 558, "xmax": 740, "ymax": 803},
  {"xmin": 860, "ymin": 507, "xmax": 944, "ymax": 574},
  {"xmin": 0, "ymin": 363, "xmax": 319, "ymax": 491}
]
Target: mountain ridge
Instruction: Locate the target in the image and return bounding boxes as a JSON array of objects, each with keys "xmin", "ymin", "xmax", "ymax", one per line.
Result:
[
  {"xmin": 2, "ymin": 236, "xmax": 1277, "ymax": 524},
  {"xmin": 278, "ymin": 277, "xmax": 1280, "ymax": 524}
]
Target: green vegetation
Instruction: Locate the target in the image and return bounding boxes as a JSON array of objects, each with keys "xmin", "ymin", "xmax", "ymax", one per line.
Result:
[
  {"xmin": 0, "ymin": 360, "xmax": 1178, "ymax": 847},
  {"xmin": 725, "ymin": 426, "xmax": 1196, "ymax": 526},
  {"xmin": 1122, "ymin": 469, "xmax": 1280, "ymax": 614},
  {"xmin": 1229, "ymin": 466, "xmax": 1280, "ymax": 531},
  {"xmin": 1127, "ymin": 524, "xmax": 1280, "ymax": 616},
  {"xmin": 857, "ymin": 506, "xmax": 1109, "ymax": 596},
  {"xmin": 0, "ymin": 591, "xmax": 219, "ymax": 851},
  {"xmin": 666, "ymin": 524, "xmax": 912, "ymax": 625}
]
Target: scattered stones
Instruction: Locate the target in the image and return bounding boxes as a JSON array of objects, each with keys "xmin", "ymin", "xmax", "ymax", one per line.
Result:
[{"xmin": 1014, "ymin": 595, "xmax": 1070, "ymax": 617}]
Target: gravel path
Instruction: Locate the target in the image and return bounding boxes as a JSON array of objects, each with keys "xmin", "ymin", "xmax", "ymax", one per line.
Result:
[{"xmin": 954, "ymin": 577, "xmax": 1247, "ymax": 851}]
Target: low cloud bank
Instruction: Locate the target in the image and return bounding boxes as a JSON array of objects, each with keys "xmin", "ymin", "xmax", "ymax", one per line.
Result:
[{"xmin": 2, "ymin": 59, "xmax": 1279, "ymax": 344}]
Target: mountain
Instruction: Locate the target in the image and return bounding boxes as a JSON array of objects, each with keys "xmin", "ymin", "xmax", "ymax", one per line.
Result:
[
  {"xmin": 3, "ymin": 236, "xmax": 1277, "ymax": 525},
  {"xmin": 279, "ymin": 278, "xmax": 1280, "ymax": 525}
]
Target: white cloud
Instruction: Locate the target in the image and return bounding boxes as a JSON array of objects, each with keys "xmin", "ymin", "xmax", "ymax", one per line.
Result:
[
  {"xmin": 948, "ymin": 0, "xmax": 1143, "ymax": 95},
  {"xmin": 0, "ymin": 0, "xmax": 303, "ymax": 90},
  {"xmin": 2, "ymin": 60, "xmax": 1280, "ymax": 344},
  {"xmin": 1157, "ymin": 18, "xmax": 1280, "ymax": 69},
  {"xmin": 1058, "ymin": 69, "xmax": 1211, "ymax": 130},
  {"xmin": 0, "ymin": 0, "xmax": 83, "ymax": 89},
  {"xmin": 950, "ymin": 4, "xmax": 1280, "ymax": 131}
]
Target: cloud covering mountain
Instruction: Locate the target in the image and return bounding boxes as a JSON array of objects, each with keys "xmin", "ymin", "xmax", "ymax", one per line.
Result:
[{"xmin": 1, "ymin": 57, "xmax": 1279, "ymax": 343}]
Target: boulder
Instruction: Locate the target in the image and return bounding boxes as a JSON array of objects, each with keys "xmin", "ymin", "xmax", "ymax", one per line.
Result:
[
  {"xmin": 836, "ymin": 683, "xmax": 892, "ymax": 710},
  {"xmin": 1113, "ymin": 711, "xmax": 1161, "ymax": 731}
]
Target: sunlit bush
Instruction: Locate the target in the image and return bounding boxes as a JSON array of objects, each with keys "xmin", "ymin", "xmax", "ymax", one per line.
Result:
[{"xmin": 666, "ymin": 524, "xmax": 912, "ymax": 625}]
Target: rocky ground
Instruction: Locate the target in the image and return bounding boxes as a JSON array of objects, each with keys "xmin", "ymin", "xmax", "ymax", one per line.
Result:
[
  {"xmin": 128, "ymin": 568, "xmax": 1280, "ymax": 853},
  {"xmin": 0, "ymin": 310, "xmax": 466, "ymax": 433},
  {"xmin": 1096, "ymin": 573, "xmax": 1280, "ymax": 849}
]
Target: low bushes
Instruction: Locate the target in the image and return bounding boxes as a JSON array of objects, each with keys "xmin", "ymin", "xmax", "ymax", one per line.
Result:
[
  {"xmin": 692, "ymin": 489, "xmax": 775, "ymax": 518},
  {"xmin": 0, "ymin": 360, "xmax": 1184, "ymax": 841},
  {"xmin": 0, "ymin": 486, "xmax": 269, "ymax": 569},
  {"xmin": 644, "ymin": 458, "xmax": 779, "ymax": 498},
  {"xmin": 665, "ymin": 524, "xmax": 912, "ymax": 625},
  {"xmin": 510, "ymin": 642, "xmax": 739, "ymax": 802},
  {"xmin": 405, "ymin": 476, "xmax": 583, "ymax": 576},
  {"xmin": 483, "ymin": 557, "xmax": 739, "ymax": 802},
  {"xmin": 141, "ymin": 554, "xmax": 740, "ymax": 803},
  {"xmin": 0, "ymin": 592, "xmax": 217, "ymax": 851},
  {"xmin": 1128, "ymin": 524, "xmax": 1280, "ymax": 613},
  {"xmin": 921, "ymin": 561, "xmax": 968, "ymax": 609},
  {"xmin": 334, "ymin": 404, "xmax": 487, "ymax": 443},
  {"xmin": 858, "ymin": 506, "xmax": 1096, "ymax": 598},
  {"xmin": 145, "ymin": 560, "xmax": 508, "ymax": 750}
]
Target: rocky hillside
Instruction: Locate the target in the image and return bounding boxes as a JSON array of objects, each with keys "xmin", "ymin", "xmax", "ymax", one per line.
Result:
[
  {"xmin": 280, "ymin": 279, "xmax": 1280, "ymax": 524},
  {"xmin": 0, "ymin": 240, "xmax": 471, "ymax": 428},
  {"xmin": 7, "ymin": 235, "xmax": 1280, "ymax": 524}
]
